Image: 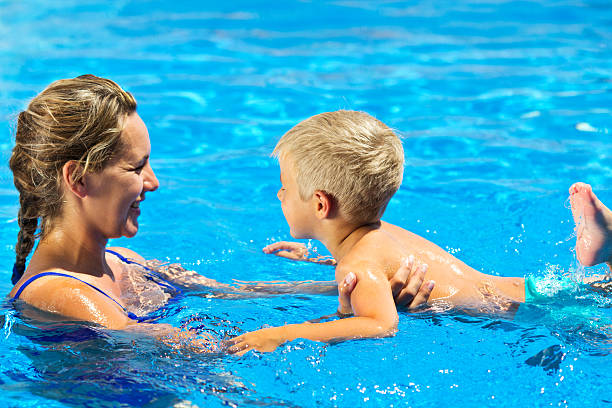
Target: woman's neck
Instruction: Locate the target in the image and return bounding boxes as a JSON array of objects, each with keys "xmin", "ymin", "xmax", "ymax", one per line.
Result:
[{"xmin": 31, "ymin": 222, "xmax": 112, "ymax": 279}]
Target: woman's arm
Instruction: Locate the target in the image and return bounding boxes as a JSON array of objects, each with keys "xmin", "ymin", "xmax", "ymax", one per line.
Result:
[
  {"xmin": 126, "ymin": 322, "xmax": 217, "ymax": 352},
  {"xmin": 108, "ymin": 246, "xmax": 434, "ymax": 306},
  {"xmin": 15, "ymin": 273, "xmax": 218, "ymax": 352},
  {"xmin": 108, "ymin": 246, "xmax": 334, "ymax": 294}
]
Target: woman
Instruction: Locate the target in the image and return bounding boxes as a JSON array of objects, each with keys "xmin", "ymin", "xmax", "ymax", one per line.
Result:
[{"xmin": 8, "ymin": 75, "xmax": 432, "ymax": 346}]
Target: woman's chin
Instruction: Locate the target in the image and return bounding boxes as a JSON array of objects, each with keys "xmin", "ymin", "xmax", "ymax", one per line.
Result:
[
  {"xmin": 121, "ymin": 210, "xmax": 141, "ymax": 237},
  {"xmin": 123, "ymin": 230, "xmax": 138, "ymax": 238},
  {"xmin": 121, "ymin": 221, "xmax": 139, "ymax": 238}
]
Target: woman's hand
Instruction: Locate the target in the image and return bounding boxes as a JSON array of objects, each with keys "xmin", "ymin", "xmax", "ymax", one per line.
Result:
[
  {"xmin": 337, "ymin": 256, "xmax": 434, "ymax": 315},
  {"xmin": 390, "ymin": 256, "xmax": 434, "ymax": 310},
  {"xmin": 263, "ymin": 241, "xmax": 336, "ymax": 265},
  {"xmin": 337, "ymin": 271, "xmax": 356, "ymax": 315}
]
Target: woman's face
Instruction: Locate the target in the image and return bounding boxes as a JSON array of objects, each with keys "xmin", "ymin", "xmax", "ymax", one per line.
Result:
[{"xmin": 83, "ymin": 112, "xmax": 159, "ymax": 239}]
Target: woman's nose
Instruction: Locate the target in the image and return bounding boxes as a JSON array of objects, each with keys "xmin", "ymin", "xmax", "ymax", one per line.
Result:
[
  {"xmin": 144, "ymin": 162, "xmax": 160, "ymax": 192},
  {"xmin": 277, "ymin": 188, "xmax": 282, "ymax": 201}
]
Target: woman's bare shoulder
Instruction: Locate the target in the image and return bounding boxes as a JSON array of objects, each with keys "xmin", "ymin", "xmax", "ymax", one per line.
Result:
[{"xmin": 10, "ymin": 272, "xmax": 131, "ymax": 329}]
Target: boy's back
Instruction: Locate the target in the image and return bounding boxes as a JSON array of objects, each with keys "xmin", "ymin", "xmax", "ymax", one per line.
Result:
[{"xmin": 338, "ymin": 221, "xmax": 525, "ymax": 311}]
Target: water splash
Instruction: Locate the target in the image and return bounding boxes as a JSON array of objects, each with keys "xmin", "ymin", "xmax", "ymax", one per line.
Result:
[{"xmin": 2, "ymin": 309, "xmax": 15, "ymax": 339}]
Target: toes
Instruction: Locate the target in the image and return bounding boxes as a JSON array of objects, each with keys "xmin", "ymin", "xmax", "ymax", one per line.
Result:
[
  {"xmin": 569, "ymin": 182, "xmax": 579, "ymax": 195},
  {"xmin": 569, "ymin": 182, "xmax": 591, "ymax": 195}
]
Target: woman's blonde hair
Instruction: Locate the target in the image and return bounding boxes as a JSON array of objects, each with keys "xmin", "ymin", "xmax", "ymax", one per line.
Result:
[
  {"xmin": 9, "ymin": 74, "xmax": 137, "ymax": 284},
  {"xmin": 273, "ymin": 110, "xmax": 404, "ymax": 225}
]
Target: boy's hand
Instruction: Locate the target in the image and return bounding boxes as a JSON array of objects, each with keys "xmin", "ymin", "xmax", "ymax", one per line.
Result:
[
  {"xmin": 391, "ymin": 256, "xmax": 434, "ymax": 310},
  {"xmin": 225, "ymin": 326, "xmax": 286, "ymax": 356},
  {"xmin": 263, "ymin": 241, "xmax": 336, "ymax": 265},
  {"xmin": 263, "ymin": 241, "xmax": 308, "ymax": 260}
]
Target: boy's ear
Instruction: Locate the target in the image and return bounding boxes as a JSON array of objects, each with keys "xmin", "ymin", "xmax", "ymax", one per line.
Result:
[
  {"xmin": 313, "ymin": 190, "xmax": 334, "ymax": 219},
  {"xmin": 61, "ymin": 161, "xmax": 87, "ymax": 199}
]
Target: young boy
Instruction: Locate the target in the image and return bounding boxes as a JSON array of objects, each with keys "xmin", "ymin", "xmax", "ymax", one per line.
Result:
[{"xmin": 226, "ymin": 110, "xmax": 531, "ymax": 355}]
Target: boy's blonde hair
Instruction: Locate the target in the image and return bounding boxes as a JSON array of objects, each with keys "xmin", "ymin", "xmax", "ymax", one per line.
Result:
[{"xmin": 273, "ymin": 110, "xmax": 404, "ymax": 225}]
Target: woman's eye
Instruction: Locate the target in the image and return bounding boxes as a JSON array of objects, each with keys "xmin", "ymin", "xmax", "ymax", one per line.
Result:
[{"xmin": 133, "ymin": 165, "xmax": 145, "ymax": 174}]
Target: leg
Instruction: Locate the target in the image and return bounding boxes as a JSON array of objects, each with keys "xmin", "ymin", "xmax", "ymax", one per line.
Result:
[{"xmin": 569, "ymin": 182, "xmax": 612, "ymax": 269}]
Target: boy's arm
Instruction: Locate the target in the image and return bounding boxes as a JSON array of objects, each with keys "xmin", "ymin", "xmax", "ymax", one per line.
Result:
[{"xmin": 226, "ymin": 265, "xmax": 398, "ymax": 355}]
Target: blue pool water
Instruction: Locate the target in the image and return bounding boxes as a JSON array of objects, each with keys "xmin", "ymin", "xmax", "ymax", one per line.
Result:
[{"xmin": 1, "ymin": 0, "xmax": 612, "ymax": 406}]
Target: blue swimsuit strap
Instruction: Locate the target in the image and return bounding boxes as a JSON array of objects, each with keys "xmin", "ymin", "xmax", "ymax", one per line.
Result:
[
  {"xmin": 105, "ymin": 249, "xmax": 153, "ymax": 271},
  {"xmin": 105, "ymin": 249, "xmax": 181, "ymax": 294},
  {"xmin": 12, "ymin": 271, "xmax": 140, "ymax": 321}
]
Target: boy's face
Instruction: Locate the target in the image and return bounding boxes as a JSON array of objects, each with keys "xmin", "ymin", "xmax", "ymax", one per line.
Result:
[{"xmin": 277, "ymin": 156, "xmax": 317, "ymax": 239}]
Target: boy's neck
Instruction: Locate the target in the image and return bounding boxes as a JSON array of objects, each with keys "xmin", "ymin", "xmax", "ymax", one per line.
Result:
[{"xmin": 319, "ymin": 219, "xmax": 381, "ymax": 263}]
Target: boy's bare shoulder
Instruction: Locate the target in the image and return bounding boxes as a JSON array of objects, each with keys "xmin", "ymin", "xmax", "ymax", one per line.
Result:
[
  {"xmin": 335, "ymin": 227, "xmax": 405, "ymax": 280},
  {"xmin": 356, "ymin": 225, "xmax": 407, "ymax": 257}
]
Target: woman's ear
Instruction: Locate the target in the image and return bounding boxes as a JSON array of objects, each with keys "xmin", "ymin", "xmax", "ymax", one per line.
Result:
[
  {"xmin": 62, "ymin": 161, "xmax": 87, "ymax": 198},
  {"xmin": 313, "ymin": 190, "xmax": 334, "ymax": 219}
]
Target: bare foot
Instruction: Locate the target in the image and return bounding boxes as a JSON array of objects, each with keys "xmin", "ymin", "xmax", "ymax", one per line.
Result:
[{"xmin": 569, "ymin": 182, "xmax": 612, "ymax": 266}]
